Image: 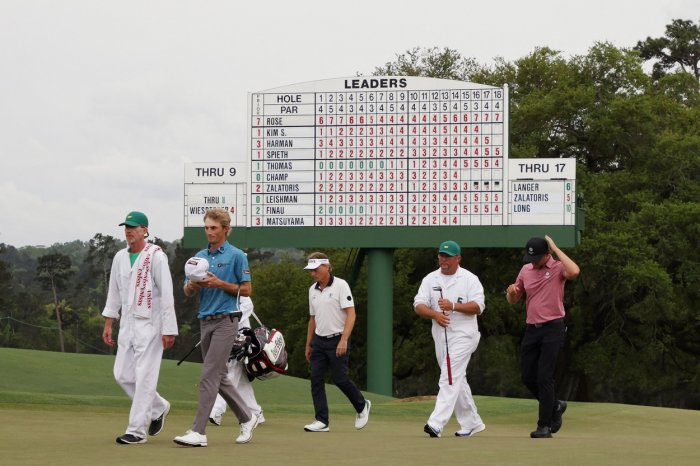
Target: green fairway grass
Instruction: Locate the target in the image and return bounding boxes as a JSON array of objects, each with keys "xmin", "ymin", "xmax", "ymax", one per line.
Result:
[{"xmin": 1, "ymin": 347, "xmax": 698, "ymax": 465}]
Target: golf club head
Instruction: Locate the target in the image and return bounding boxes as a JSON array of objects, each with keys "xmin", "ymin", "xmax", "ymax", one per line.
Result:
[{"xmin": 432, "ymin": 286, "xmax": 442, "ymax": 292}]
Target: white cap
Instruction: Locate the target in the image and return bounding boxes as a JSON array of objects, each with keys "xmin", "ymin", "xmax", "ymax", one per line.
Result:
[
  {"xmin": 304, "ymin": 258, "xmax": 330, "ymax": 270},
  {"xmin": 185, "ymin": 257, "xmax": 209, "ymax": 281}
]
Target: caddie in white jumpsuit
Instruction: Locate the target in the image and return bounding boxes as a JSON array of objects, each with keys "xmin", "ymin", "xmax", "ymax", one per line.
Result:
[
  {"xmin": 414, "ymin": 240, "xmax": 485, "ymax": 438},
  {"xmin": 209, "ymin": 296, "xmax": 265, "ymax": 426},
  {"xmin": 102, "ymin": 211, "xmax": 178, "ymax": 445}
]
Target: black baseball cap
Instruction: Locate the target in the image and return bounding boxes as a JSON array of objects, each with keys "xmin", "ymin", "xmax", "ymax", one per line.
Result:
[{"xmin": 523, "ymin": 237, "xmax": 548, "ymax": 263}]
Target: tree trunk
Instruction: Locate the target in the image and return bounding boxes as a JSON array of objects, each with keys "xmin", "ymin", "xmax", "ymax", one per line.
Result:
[{"xmin": 51, "ymin": 279, "xmax": 65, "ymax": 352}]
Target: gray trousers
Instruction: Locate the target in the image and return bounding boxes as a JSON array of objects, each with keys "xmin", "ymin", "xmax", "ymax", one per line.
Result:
[{"xmin": 192, "ymin": 316, "xmax": 251, "ymax": 433}]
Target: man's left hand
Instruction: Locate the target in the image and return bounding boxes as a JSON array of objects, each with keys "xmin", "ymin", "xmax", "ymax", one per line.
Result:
[{"xmin": 198, "ymin": 272, "xmax": 221, "ymax": 288}]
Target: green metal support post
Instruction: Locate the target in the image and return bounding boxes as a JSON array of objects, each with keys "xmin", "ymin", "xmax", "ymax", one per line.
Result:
[{"xmin": 366, "ymin": 248, "xmax": 394, "ymax": 396}]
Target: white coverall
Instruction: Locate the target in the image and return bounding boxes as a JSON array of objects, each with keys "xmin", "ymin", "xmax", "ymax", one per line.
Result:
[
  {"xmin": 102, "ymin": 247, "xmax": 178, "ymax": 438},
  {"xmin": 210, "ymin": 296, "xmax": 263, "ymax": 421},
  {"xmin": 414, "ymin": 266, "xmax": 485, "ymax": 434}
]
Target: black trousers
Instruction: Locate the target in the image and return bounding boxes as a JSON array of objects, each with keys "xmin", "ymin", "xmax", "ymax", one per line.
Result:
[
  {"xmin": 309, "ymin": 335, "xmax": 365, "ymax": 425},
  {"xmin": 520, "ymin": 319, "xmax": 566, "ymax": 428}
]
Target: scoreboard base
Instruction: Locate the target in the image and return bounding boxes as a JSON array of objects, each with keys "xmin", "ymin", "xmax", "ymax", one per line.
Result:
[{"xmin": 183, "ymin": 225, "xmax": 580, "ymax": 249}]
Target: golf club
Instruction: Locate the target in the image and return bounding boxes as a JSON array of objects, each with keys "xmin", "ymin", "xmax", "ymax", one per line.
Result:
[
  {"xmin": 432, "ymin": 285, "xmax": 452, "ymax": 385},
  {"xmin": 177, "ymin": 340, "xmax": 201, "ymax": 366}
]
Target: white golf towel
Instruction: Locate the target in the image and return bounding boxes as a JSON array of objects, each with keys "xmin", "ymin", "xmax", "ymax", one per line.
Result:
[{"xmin": 128, "ymin": 243, "xmax": 160, "ymax": 318}]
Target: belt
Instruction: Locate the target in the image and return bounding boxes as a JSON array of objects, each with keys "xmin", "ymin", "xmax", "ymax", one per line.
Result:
[
  {"xmin": 201, "ymin": 311, "xmax": 242, "ymax": 321},
  {"xmin": 318, "ymin": 332, "xmax": 342, "ymax": 339},
  {"xmin": 528, "ymin": 317, "xmax": 565, "ymax": 328}
]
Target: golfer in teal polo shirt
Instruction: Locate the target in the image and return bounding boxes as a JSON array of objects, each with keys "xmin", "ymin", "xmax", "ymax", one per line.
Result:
[{"xmin": 174, "ymin": 208, "xmax": 258, "ymax": 447}]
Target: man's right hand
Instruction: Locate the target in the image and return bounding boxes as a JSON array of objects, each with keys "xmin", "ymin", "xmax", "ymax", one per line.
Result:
[
  {"xmin": 102, "ymin": 324, "xmax": 114, "ymax": 347},
  {"xmin": 434, "ymin": 311, "xmax": 450, "ymax": 328}
]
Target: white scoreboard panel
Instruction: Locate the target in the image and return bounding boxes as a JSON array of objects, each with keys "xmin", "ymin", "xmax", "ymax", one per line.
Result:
[
  {"xmin": 508, "ymin": 158, "xmax": 576, "ymax": 225},
  {"xmin": 249, "ymin": 77, "xmax": 508, "ymax": 228},
  {"xmin": 184, "ymin": 163, "xmax": 247, "ymax": 227}
]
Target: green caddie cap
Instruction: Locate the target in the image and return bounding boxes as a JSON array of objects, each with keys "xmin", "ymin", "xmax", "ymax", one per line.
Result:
[
  {"xmin": 438, "ymin": 240, "xmax": 461, "ymax": 256},
  {"xmin": 119, "ymin": 211, "xmax": 149, "ymax": 227}
]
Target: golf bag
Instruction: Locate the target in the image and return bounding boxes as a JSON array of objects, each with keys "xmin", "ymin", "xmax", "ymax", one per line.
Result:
[{"xmin": 231, "ymin": 311, "xmax": 289, "ymax": 381}]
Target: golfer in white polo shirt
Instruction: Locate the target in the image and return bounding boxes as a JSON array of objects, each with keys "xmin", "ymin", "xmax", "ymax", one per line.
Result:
[{"xmin": 303, "ymin": 252, "xmax": 370, "ymax": 432}]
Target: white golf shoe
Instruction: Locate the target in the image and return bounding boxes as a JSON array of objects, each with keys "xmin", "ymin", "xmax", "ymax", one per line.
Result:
[
  {"xmin": 355, "ymin": 399, "xmax": 371, "ymax": 429},
  {"xmin": 455, "ymin": 423, "xmax": 486, "ymax": 437},
  {"xmin": 173, "ymin": 430, "xmax": 207, "ymax": 447},
  {"xmin": 304, "ymin": 420, "xmax": 329, "ymax": 432},
  {"xmin": 236, "ymin": 413, "xmax": 259, "ymax": 444}
]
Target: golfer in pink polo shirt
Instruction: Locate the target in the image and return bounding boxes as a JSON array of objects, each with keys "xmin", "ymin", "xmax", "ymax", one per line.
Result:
[{"xmin": 506, "ymin": 235, "xmax": 580, "ymax": 439}]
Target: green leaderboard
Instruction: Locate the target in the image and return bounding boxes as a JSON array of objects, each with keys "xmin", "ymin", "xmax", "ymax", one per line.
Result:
[{"xmin": 184, "ymin": 77, "xmax": 581, "ymax": 249}]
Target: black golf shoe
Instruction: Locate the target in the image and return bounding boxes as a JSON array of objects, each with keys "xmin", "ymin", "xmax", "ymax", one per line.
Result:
[
  {"xmin": 116, "ymin": 434, "xmax": 146, "ymax": 444},
  {"xmin": 424, "ymin": 423, "xmax": 441, "ymax": 438},
  {"xmin": 551, "ymin": 400, "xmax": 567, "ymax": 434},
  {"xmin": 530, "ymin": 425, "xmax": 552, "ymax": 438}
]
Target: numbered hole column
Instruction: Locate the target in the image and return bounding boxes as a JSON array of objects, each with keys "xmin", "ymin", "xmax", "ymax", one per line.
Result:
[
  {"xmin": 356, "ymin": 119, "xmax": 367, "ymax": 159},
  {"xmin": 362, "ymin": 192, "xmax": 370, "ymax": 227},
  {"xmin": 447, "ymin": 189, "xmax": 459, "ymax": 226},
  {"xmin": 324, "ymin": 194, "xmax": 335, "ymax": 226},
  {"xmin": 480, "ymin": 184, "xmax": 493, "ymax": 226},
  {"xmin": 394, "ymin": 158, "xmax": 407, "ymax": 194},
  {"xmin": 317, "ymin": 94, "xmax": 327, "ymax": 161},
  {"xmin": 334, "ymin": 160, "xmax": 347, "ymax": 226},
  {"xmin": 335, "ymin": 96, "xmax": 347, "ymax": 160},
  {"xmin": 396, "ymin": 192, "xmax": 407, "ymax": 226},
  {"xmin": 491, "ymin": 191, "xmax": 503, "ymax": 225},
  {"xmin": 365, "ymin": 113, "xmax": 378, "ymax": 160},
  {"xmin": 407, "ymin": 192, "xmax": 417, "ymax": 225},
  {"xmin": 491, "ymin": 123, "xmax": 504, "ymax": 177},
  {"xmin": 363, "ymin": 158, "xmax": 373, "ymax": 197},
  {"xmin": 374, "ymin": 193, "xmax": 385, "ymax": 227},
  {"xmin": 346, "ymin": 91, "xmax": 358, "ymax": 160},
  {"xmin": 345, "ymin": 193, "xmax": 355, "ymax": 227},
  {"xmin": 326, "ymin": 159, "xmax": 338, "ymax": 226},
  {"xmin": 347, "ymin": 159, "xmax": 357, "ymax": 221},
  {"xmin": 460, "ymin": 191, "xmax": 472, "ymax": 226},
  {"xmin": 367, "ymin": 192, "xmax": 379, "ymax": 226},
  {"xmin": 470, "ymin": 191, "xmax": 482, "ymax": 226},
  {"xmin": 315, "ymin": 159, "xmax": 326, "ymax": 226},
  {"xmin": 449, "ymin": 93, "xmax": 461, "ymax": 162}
]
